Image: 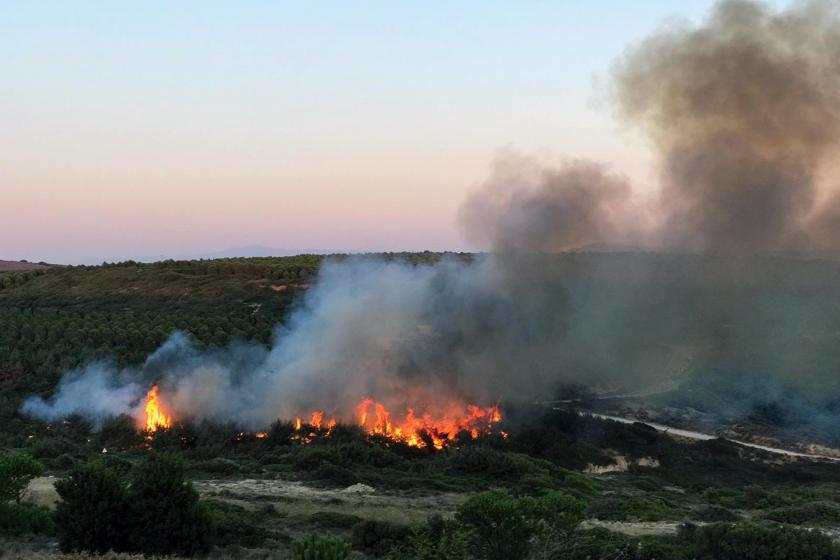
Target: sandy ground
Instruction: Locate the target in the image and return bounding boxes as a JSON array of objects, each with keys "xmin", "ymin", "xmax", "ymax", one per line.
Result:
[
  {"xmin": 194, "ymin": 478, "xmax": 467, "ymax": 526},
  {"xmin": 581, "ymin": 519, "xmax": 681, "ymax": 537},
  {"xmin": 23, "ymin": 475, "xmax": 466, "ymax": 527},
  {"xmin": 21, "ymin": 476, "xmax": 61, "ymax": 510}
]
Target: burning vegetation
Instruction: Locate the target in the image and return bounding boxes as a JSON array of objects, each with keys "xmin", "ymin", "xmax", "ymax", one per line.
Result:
[
  {"xmin": 138, "ymin": 384, "xmax": 502, "ymax": 450},
  {"xmin": 141, "ymin": 385, "xmax": 171, "ymax": 432}
]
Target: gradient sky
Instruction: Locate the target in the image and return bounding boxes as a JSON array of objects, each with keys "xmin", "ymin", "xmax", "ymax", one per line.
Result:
[{"xmin": 2, "ymin": 1, "xmax": 784, "ymax": 264}]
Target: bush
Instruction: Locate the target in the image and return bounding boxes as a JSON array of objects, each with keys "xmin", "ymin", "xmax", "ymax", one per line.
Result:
[
  {"xmin": 762, "ymin": 501, "xmax": 840, "ymax": 525},
  {"xmin": 126, "ymin": 453, "xmax": 211, "ymax": 556},
  {"xmin": 691, "ymin": 522, "xmax": 840, "ymax": 560},
  {"xmin": 0, "ymin": 452, "xmax": 44, "ymax": 503},
  {"xmin": 55, "ymin": 454, "xmax": 212, "ymax": 556},
  {"xmin": 193, "ymin": 457, "xmax": 242, "ymax": 475},
  {"xmin": 693, "ymin": 504, "xmax": 740, "ymax": 522},
  {"xmin": 352, "ymin": 519, "xmax": 412, "ymax": 556},
  {"xmin": 587, "ymin": 495, "xmax": 677, "ymax": 522},
  {"xmin": 312, "ymin": 463, "xmax": 359, "ymax": 487},
  {"xmin": 204, "ymin": 499, "xmax": 266, "ymax": 547},
  {"xmin": 292, "ymin": 533, "xmax": 352, "ymax": 560},
  {"xmin": 293, "ymin": 446, "xmax": 343, "ymax": 470},
  {"xmin": 309, "ymin": 511, "xmax": 364, "ymax": 529},
  {"xmin": 0, "ymin": 502, "xmax": 55, "ymax": 535},
  {"xmin": 455, "ymin": 489, "xmax": 586, "ymax": 560},
  {"xmin": 387, "ymin": 514, "xmax": 472, "ymax": 560},
  {"xmin": 55, "ymin": 461, "xmax": 132, "ymax": 553},
  {"xmin": 447, "ymin": 447, "xmax": 533, "ymax": 479}
]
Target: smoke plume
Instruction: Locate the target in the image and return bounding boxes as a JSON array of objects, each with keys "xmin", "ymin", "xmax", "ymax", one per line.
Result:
[
  {"xmin": 461, "ymin": 0, "xmax": 840, "ymax": 255},
  {"xmin": 21, "ymin": 1, "xmax": 840, "ymax": 438},
  {"xmin": 459, "ymin": 154, "xmax": 636, "ymax": 253}
]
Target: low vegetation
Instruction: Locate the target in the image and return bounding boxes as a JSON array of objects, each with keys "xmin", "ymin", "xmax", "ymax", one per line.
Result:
[{"xmin": 3, "ymin": 255, "xmax": 840, "ymax": 557}]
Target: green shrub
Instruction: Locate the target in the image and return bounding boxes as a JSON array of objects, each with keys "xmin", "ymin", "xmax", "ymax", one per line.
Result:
[
  {"xmin": 55, "ymin": 454, "xmax": 212, "ymax": 556},
  {"xmin": 693, "ymin": 504, "xmax": 740, "ymax": 522},
  {"xmin": 0, "ymin": 452, "xmax": 43, "ymax": 503},
  {"xmin": 293, "ymin": 446, "xmax": 343, "ymax": 469},
  {"xmin": 292, "ymin": 533, "xmax": 352, "ymax": 560},
  {"xmin": 387, "ymin": 514, "xmax": 472, "ymax": 560},
  {"xmin": 762, "ymin": 501, "xmax": 840, "ymax": 525},
  {"xmin": 308, "ymin": 511, "xmax": 364, "ymax": 529},
  {"xmin": 691, "ymin": 522, "xmax": 840, "ymax": 560},
  {"xmin": 55, "ymin": 461, "xmax": 132, "ymax": 553},
  {"xmin": 29, "ymin": 436, "xmax": 79, "ymax": 460},
  {"xmin": 351, "ymin": 519, "xmax": 412, "ymax": 556},
  {"xmin": 194, "ymin": 457, "xmax": 242, "ymax": 475},
  {"xmin": 455, "ymin": 489, "xmax": 586, "ymax": 560},
  {"xmin": 204, "ymin": 499, "xmax": 266, "ymax": 547},
  {"xmin": 312, "ymin": 462, "xmax": 359, "ymax": 487},
  {"xmin": 587, "ymin": 495, "xmax": 677, "ymax": 522},
  {"xmin": 126, "ymin": 453, "xmax": 211, "ymax": 556},
  {"xmin": 447, "ymin": 447, "xmax": 533, "ymax": 479},
  {"xmin": 0, "ymin": 502, "xmax": 55, "ymax": 535}
]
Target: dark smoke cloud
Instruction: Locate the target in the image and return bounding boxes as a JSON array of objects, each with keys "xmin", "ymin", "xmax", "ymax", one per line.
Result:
[
  {"xmin": 615, "ymin": 0, "xmax": 840, "ymax": 254},
  {"xmin": 461, "ymin": 1, "xmax": 840, "ymax": 256},
  {"xmin": 21, "ymin": 1, "xmax": 840, "ymax": 443},
  {"xmin": 458, "ymin": 154, "xmax": 636, "ymax": 253}
]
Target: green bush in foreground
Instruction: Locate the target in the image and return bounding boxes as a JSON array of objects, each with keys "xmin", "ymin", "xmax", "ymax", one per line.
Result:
[
  {"xmin": 686, "ymin": 521, "xmax": 840, "ymax": 560},
  {"xmin": 455, "ymin": 489, "xmax": 586, "ymax": 560},
  {"xmin": 55, "ymin": 461, "xmax": 132, "ymax": 553},
  {"xmin": 387, "ymin": 514, "xmax": 472, "ymax": 560},
  {"xmin": 0, "ymin": 501, "xmax": 55, "ymax": 535},
  {"xmin": 55, "ymin": 454, "xmax": 211, "ymax": 556},
  {"xmin": 127, "ymin": 453, "xmax": 210, "ymax": 556},
  {"xmin": 292, "ymin": 533, "xmax": 352, "ymax": 560},
  {"xmin": 0, "ymin": 452, "xmax": 43, "ymax": 503}
]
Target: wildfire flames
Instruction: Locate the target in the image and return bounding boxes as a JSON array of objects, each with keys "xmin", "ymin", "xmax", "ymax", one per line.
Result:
[
  {"xmin": 295, "ymin": 399, "xmax": 503, "ymax": 450},
  {"xmin": 142, "ymin": 385, "xmax": 171, "ymax": 432},
  {"xmin": 353, "ymin": 398, "xmax": 501, "ymax": 449},
  {"xmin": 140, "ymin": 384, "xmax": 502, "ymax": 450}
]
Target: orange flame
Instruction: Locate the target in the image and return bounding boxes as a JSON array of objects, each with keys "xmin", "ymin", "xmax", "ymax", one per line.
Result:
[
  {"xmin": 143, "ymin": 385, "xmax": 171, "ymax": 432},
  {"xmin": 354, "ymin": 398, "xmax": 501, "ymax": 450}
]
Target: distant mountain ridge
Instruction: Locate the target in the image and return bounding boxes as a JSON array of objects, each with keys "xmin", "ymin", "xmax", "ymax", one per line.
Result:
[{"xmin": 136, "ymin": 245, "xmax": 332, "ymax": 262}]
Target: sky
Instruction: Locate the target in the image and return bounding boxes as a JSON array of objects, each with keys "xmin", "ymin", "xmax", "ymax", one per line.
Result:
[{"xmin": 1, "ymin": 1, "xmax": 785, "ymax": 264}]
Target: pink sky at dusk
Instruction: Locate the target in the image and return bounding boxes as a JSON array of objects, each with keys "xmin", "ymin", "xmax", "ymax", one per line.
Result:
[{"xmin": 3, "ymin": 1, "xmax": 744, "ymax": 264}]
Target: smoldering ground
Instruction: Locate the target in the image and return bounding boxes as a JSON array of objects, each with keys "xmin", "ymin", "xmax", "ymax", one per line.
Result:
[{"xmin": 22, "ymin": 0, "xmax": 840, "ymax": 436}]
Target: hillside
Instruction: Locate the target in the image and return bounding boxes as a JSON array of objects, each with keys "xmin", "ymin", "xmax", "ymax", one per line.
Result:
[
  {"xmin": 0, "ymin": 260, "xmax": 52, "ymax": 272},
  {"xmin": 4, "ymin": 252, "xmax": 840, "ymax": 558}
]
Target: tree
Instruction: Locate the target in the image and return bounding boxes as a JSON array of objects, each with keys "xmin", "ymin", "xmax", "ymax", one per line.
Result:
[
  {"xmin": 127, "ymin": 453, "xmax": 211, "ymax": 556},
  {"xmin": 55, "ymin": 461, "xmax": 132, "ymax": 553},
  {"xmin": 0, "ymin": 452, "xmax": 43, "ymax": 504}
]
